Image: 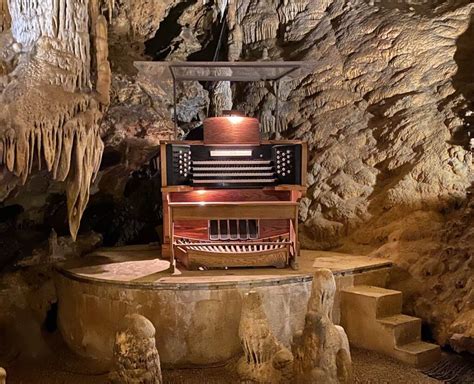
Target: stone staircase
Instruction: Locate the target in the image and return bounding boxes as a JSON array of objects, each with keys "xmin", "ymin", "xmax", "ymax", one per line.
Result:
[{"xmin": 340, "ymin": 285, "xmax": 440, "ymax": 367}]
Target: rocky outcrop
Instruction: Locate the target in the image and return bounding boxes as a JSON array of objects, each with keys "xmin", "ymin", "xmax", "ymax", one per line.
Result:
[
  {"xmin": 449, "ymin": 309, "xmax": 474, "ymax": 354},
  {"xmin": 110, "ymin": 314, "xmax": 162, "ymax": 384},
  {"xmin": 383, "ymin": 189, "xmax": 474, "ymax": 353},
  {"xmin": 16, "ymin": 230, "xmax": 102, "ymax": 267},
  {"xmin": 225, "ymin": 0, "xmax": 473, "ymax": 350},
  {"xmin": 293, "ymin": 269, "xmax": 352, "ymax": 383}
]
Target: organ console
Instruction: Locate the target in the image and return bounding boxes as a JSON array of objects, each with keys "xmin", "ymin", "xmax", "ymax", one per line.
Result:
[{"xmin": 161, "ymin": 113, "xmax": 307, "ymax": 270}]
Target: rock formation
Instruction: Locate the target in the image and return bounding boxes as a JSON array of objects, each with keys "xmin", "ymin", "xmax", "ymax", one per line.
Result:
[
  {"xmin": 0, "ymin": 0, "xmax": 9, "ymax": 33},
  {"xmin": 0, "ymin": 367, "xmax": 5, "ymax": 384},
  {"xmin": 293, "ymin": 269, "xmax": 352, "ymax": 384},
  {"xmin": 16, "ymin": 230, "xmax": 102, "ymax": 267},
  {"xmin": 237, "ymin": 290, "xmax": 293, "ymax": 384},
  {"xmin": 109, "ymin": 313, "xmax": 162, "ymax": 384},
  {"xmin": 449, "ymin": 309, "xmax": 474, "ymax": 354},
  {"xmin": 0, "ymin": 0, "xmax": 112, "ymax": 239},
  {"xmin": 0, "ymin": 0, "xmax": 472, "ymax": 353},
  {"xmin": 224, "ymin": 0, "xmax": 473, "ymax": 351}
]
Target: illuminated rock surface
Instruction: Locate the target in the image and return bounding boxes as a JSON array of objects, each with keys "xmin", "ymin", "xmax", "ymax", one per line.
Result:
[{"xmin": 0, "ymin": 0, "xmax": 472, "ymax": 355}]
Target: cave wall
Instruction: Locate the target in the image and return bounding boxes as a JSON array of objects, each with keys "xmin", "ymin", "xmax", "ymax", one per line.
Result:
[
  {"xmin": 0, "ymin": 0, "xmax": 472, "ymax": 353},
  {"xmin": 104, "ymin": 0, "xmax": 474, "ymax": 352},
  {"xmin": 226, "ymin": 0, "xmax": 473, "ymax": 351}
]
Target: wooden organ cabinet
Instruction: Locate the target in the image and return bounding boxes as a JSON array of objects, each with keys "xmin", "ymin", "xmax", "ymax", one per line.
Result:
[{"xmin": 161, "ymin": 114, "xmax": 307, "ymax": 270}]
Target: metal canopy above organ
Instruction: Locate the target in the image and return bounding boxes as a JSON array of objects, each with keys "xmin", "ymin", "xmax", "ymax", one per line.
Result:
[{"xmin": 134, "ymin": 60, "xmax": 317, "ymax": 135}]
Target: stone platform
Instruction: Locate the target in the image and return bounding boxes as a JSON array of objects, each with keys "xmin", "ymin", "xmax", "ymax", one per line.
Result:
[{"xmin": 55, "ymin": 246, "xmax": 392, "ymax": 367}]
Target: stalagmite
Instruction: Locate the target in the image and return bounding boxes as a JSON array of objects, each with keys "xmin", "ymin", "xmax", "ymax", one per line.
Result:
[
  {"xmin": 209, "ymin": 80, "xmax": 232, "ymax": 116},
  {"xmin": 292, "ymin": 269, "xmax": 352, "ymax": 384},
  {"xmin": 110, "ymin": 314, "xmax": 163, "ymax": 384},
  {"xmin": 209, "ymin": 68, "xmax": 232, "ymax": 116},
  {"xmin": 237, "ymin": 291, "xmax": 294, "ymax": 383},
  {"xmin": 0, "ymin": 367, "xmax": 5, "ymax": 384}
]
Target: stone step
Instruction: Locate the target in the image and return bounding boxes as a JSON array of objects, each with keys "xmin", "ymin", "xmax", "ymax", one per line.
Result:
[
  {"xmin": 394, "ymin": 341, "xmax": 441, "ymax": 367},
  {"xmin": 378, "ymin": 314, "xmax": 421, "ymax": 346},
  {"xmin": 341, "ymin": 285, "xmax": 402, "ymax": 318},
  {"xmin": 340, "ymin": 285, "xmax": 440, "ymax": 367}
]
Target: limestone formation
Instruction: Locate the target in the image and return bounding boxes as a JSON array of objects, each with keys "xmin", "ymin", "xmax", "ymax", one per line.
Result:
[
  {"xmin": 449, "ymin": 309, "xmax": 474, "ymax": 354},
  {"xmin": 0, "ymin": 0, "xmax": 111, "ymax": 239},
  {"xmin": 0, "ymin": 0, "xmax": 9, "ymax": 32},
  {"xmin": 109, "ymin": 314, "xmax": 162, "ymax": 384},
  {"xmin": 16, "ymin": 230, "xmax": 102, "ymax": 267},
  {"xmin": 0, "ymin": 0, "xmax": 472, "ymax": 354},
  {"xmin": 237, "ymin": 290, "xmax": 293, "ymax": 384},
  {"xmin": 293, "ymin": 269, "xmax": 352, "ymax": 384},
  {"xmin": 0, "ymin": 367, "xmax": 5, "ymax": 384},
  {"xmin": 223, "ymin": 0, "xmax": 473, "ymax": 350}
]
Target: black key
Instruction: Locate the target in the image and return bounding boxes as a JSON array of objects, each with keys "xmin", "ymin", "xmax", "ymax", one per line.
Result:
[
  {"xmin": 219, "ymin": 220, "xmax": 229, "ymax": 240},
  {"xmin": 229, "ymin": 220, "xmax": 238, "ymax": 239},
  {"xmin": 248, "ymin": 220, "xmax": 258, "ymax": 239},
  {"xmin": 209, "ymin": 220, "xmax": 218, "ymax": 240},
  {"xmin": 238, "ymin": 220, "xmax": 248, "ymax": 240}
]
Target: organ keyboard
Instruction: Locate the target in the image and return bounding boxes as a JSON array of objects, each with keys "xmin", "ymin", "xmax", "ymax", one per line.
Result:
[
  {"xmin": 160, "ymin": 115, "xmax": 307, "ymax": 270},
  {"xmin": 166, "ymin": 143, "xmax": 302, "ymax": 187}
]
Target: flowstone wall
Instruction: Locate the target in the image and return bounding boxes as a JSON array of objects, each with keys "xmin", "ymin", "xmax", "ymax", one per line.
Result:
[
  {"xmin": 225, "ymin": 0, "xmax": 474, "ymax": 351},
  {"xmin": 0, "ymin": 0, "xmax": 472, "ymax": 353}
]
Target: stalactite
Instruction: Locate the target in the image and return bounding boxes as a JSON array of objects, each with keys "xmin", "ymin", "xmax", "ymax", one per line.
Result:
[
  {"xmin": 0, "ymin": 88, "xmax": 103, "ymax": 239},
  {"xmin": 278, "ymin": 0, "xmax": 308, "ymax": 24},
  {"xmin": 95, "ymin": 14, "xmax": 111, "ymax": 106},
  {"xmin": 238, "ymin": 0, "xmax": 279, "ymax": 44},
  {"xmin": 0, "ymin": 0, "xmax": 10, "ymax": 32},
  {"xmin": 243, "ymin": 17, "xmax": 278, "ymax": 44},
  {"xmin": 105, "ymin": 0, "xmax": 114, "ymax": 21},
  {"xmin": 0, "ymin": 0, "xmax": 113, "ymax": 239},
  {"xmin": 8, "ymin": 0, "xmax": 92, "ymax": 89}
]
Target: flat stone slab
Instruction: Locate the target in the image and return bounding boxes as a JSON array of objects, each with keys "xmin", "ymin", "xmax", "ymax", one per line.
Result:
[
  {"xmin": 309, "ymin": 250, "xmax": 392, "ymax": 274},
  {"xmin": 59, "ymin": 247, "xmax": 392, "ymax": 288}
]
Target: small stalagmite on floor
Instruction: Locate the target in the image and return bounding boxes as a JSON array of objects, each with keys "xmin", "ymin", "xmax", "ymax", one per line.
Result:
[
  {"xmin": 237, "ymin": 290, "xmax": 294, "ymax": 383},
  {"xmin": 293, "ymin": 269, "xmax": 352, "ymax": 384},
  {"xmin": 0, "ymin": 367, "xmax": 5, "ymax": 384},
  {"xmin": 109, "ymin": 314, "xmax": 162, "ymax": 384}
]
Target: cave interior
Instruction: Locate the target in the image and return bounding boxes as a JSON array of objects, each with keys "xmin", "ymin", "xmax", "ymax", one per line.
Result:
[{"xmin": 0, "ymin": 0, "xmax": 472, "ymax": 383}]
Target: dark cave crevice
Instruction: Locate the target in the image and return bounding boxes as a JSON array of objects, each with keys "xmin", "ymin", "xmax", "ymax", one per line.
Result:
[
  {"xmin": 0, "ymin": 204, "xmax": 23, "ymax": 223},
  {"xmin": 43, "ymin": 302, "xmax": 58, "ymax": 333},
  {"xmin": 80, "ymin": 163, "xmax": 162, "ymax": 247},
  {"xmin": 452, "ymin": 13, "xmax": 474, "ymax": 150},
  {"xmin": 144, "ymin": 0, "xmax": 198, "ymax": 60},
  {"xmin": 187, "ymin": 9, "xmax": 228, "ymax": 62}
]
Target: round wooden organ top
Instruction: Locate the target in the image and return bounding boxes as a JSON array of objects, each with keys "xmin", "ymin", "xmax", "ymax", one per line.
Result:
[{"xmin": 203, "ymin": 114, "xmax": 260, "ymax": 144}]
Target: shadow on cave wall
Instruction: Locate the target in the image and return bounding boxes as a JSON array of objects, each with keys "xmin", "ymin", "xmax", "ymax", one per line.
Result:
[
  {"xmin": 452, "ymin": 12, "xmax": 474, "ymax": 149},
  {"xmin": 79, "ymin": 164, "xmax": 162, "ymax": 247}
]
